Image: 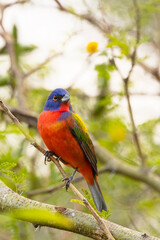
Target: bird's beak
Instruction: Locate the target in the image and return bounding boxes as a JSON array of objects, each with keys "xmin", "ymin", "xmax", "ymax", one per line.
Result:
[{"xmin": 61, "ymin": 94, "xmax": 70, "ymax": 103}]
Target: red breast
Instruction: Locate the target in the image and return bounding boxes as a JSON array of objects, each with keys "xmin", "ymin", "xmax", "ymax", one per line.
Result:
[{"xmin": 38, "ymin": 110, "xmax": 94, "ymax": 185}]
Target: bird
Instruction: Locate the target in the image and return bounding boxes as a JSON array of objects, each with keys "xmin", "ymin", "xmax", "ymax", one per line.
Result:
[{"xmin": 38, "ymin": 88, "xmax": 107, "ymax": 212}]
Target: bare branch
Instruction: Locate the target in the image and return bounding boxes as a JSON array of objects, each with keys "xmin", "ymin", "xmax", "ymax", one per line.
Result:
[
  {"xmin": 123, "ymin": 80, "xmax": 146, "ymax": 167},
  {"xmin": 54, "ymin": 0, "xmax": 66, "ymax": 10},
  {"xmin": 10, "ymin": 107, "xmax": 38, "ymax": 128},
  {"xmin": 133, "ymin": 0, "xmax": 140, "ymax": 45},
  {"xmin": 113, "ymin": 57, "xmax": 147, "ymax": 168},
  {"xmin": 23, "ymin": 52, "xmax": 62, "ymax": 79},
  {"xmin": 94, "ymin": 142, "xmax": 160, "ymax": 193},
  {"xmin": 0, "ymin": 4, "xmax": 5, "ymax": 33},
  {"xmin": 138, "ymin": 61, "xmax": 160, "ymax": 82},
  {"xmin": 128, "ymin": 0, "xmax": 141, "ymax": 76},
  {"xmin": 111, "ymin": 0, "xmax": 146, "ymax": 168},
  {"xmin": 2, "ymin": 0, "xmax": 29, "ymax": 9},
  {"xmin": 28, "ymin": 182, "xmax": 65, "ymax": 197},
  {"xmin": 53, "ymin": 0, "xmax": 111, "ymax": 34}
]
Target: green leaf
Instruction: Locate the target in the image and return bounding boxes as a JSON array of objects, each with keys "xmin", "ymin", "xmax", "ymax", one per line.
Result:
[
  {"xmin": 18, "ymin": 45, "xmax": 37, "ymax": 55},
  {"xmin": 12, "ymin": 24, "xmax": 37, "ymax": 63},
  {"xmin": 0, "ymin": 175, "xmax": 16, "ymax": 191},
  {"xmin": 95, "ymin": 64, "xmax": 110, "ymax": 91},
  {"xmin": 0, "ymin": 162, "xmax": 17, "ymax": 171},
  {"xmin": 107, "ymin": 34, "xmax": 130, "ymax": 56},
  {"xmin": 138, "ymin": 199, "xmax": 155, "ymax": 209},
  {"xmin": 70, "ymin": 199, "xmax": 85, "ymax": 206},
  {"xmin": 0, "ymin": 75, "xmax": 10, "ymax": 86}
]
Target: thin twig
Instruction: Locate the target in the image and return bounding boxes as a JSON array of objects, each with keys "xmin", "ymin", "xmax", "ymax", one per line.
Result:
[
  {"xmin": 124, "ymin": 80, "xmax": 146, "ymax": 167},
  {"xmin": 112, "ymin": 0, "xmax": 146, "ymax": 168},
  {"xmin": 53, "ymin": 0, "xmax": 111, "ymax": 34},
  {"xmin": 23, "ymin": 52, "xmax": 62, "ymax": 79},
  {"xmin": 127, "ymin": 0, "xmax": 141, "ymax": 80},
  {"xmin": 113, "ymin": 58, "xmax": 147, "ymax": 168},
  {"xmin": 54, "ymin": 0, "xmax": 66, "ymax": 10},
  {"xmin": 98, "ymin": 0, "xmax": 109, "ymax": 32},
  {"xmin": 124, "ymin": 0, "xmax": 146, "ymax": 168},
  {"xmin": 28, "ymin": 176, "xmax": 83, "ymax": 197},
  {"xmin": 138, "ymin": 61, "xmax": 160, "ymax": 83},
  {"xmin": 0, "ymin": 4, "xmax": 5, "ymax": 33},
  {"xmin": 2, "ymin": 0, "xmax": 29, "ymax": 9},
  {"xmin": 0, "ymin": 99, "xmax": 115, "ymax": 240}
]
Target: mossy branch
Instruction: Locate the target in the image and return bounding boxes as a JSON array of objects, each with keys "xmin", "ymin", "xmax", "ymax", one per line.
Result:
[{"xmin": 0, "ymin": 180, "xmax": 159, "ymax": 240}]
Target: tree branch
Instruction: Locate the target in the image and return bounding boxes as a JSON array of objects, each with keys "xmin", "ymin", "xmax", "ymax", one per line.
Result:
[
  {"xmin": 2, "ymin": 0, "xmax": 29, "ymax": 9},
  {"xmin": 9, "ymin": 107, "xmax": 38, "ymax": 128},
  {"xmin": 23, "ymin": 52, "xmax": 62, "ymax": 79},
  {"xmin": 94, "ymin": 143, "xmax": 160, "ymax": 194},
  {"xmin": 129, "ymin": 0, "xmax": 140, "ymax": 76},
  {"xmin": 122, "ymin": 0, "xmax": 146, "ymax": 168},
  {"xmin": 0, "ymin": 180, "xmax": 159, "ymax": 240},
  {"xmin": 138, "ymin": 61, "xmax": 160, "ymax": 83},
  {"xmin": 53, "ymin": 0, "xmax": 111, "ymax": 34},
  {"xmin": 123, "ymin": 80, "xmax": 146, "ymax": 168}
]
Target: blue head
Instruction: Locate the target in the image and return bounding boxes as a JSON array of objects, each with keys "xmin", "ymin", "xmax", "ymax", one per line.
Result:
[{"xmin": 44, "ymin": 88, "xmax": 73, "ymax": 112}]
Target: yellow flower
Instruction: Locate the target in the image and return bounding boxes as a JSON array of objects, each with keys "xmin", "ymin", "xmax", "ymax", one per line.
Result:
[{"xmin": 86, "ymin": 42, "xmax": 98, "ymax": 53}]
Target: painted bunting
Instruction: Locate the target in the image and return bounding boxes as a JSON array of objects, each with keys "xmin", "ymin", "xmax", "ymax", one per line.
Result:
[{"xmin": 38, "ymin": 88, "xmax": 107, "ymax": 212}]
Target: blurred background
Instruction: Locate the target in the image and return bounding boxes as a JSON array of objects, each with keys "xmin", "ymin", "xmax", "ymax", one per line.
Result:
[{"xmin": 0, "ymin": 0, "xmax": 160, "ymax": 239}]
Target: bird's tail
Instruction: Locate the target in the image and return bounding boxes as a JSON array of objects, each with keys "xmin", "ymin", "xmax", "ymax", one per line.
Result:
[{"xmin": 88, "ymin": 177, "xmax": 107, "ymax": 212}]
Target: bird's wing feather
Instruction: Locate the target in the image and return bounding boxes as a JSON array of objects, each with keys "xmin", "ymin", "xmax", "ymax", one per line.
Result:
[{"xmin": 67, "ymin": 112, "xmax": 98, "ymax": 175}]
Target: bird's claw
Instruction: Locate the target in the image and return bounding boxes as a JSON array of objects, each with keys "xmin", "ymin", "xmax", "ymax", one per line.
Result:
[
  {"xmin": 62, "ymin": 168, "xmax": 77, "ymax": 191},
  {"xmin": 62, "ymin": 176, "xmax": 73, "ymax": 191},
  {"xmin": 44, "ymin": 151, "xmax": 54, "ymax": 165}
]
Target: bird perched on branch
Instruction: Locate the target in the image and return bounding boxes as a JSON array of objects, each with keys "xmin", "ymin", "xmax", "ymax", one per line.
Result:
[{"xmin": 38, "ymin": 88, "xmax": 107, "ymax": 212}]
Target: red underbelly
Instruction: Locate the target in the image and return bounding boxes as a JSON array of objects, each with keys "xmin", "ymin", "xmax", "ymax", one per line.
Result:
[{"xmin": 38, "ymin": 118, "xmax": 94, "ymax": 185}]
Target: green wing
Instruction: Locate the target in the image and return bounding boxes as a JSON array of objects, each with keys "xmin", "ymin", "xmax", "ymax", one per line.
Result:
[{"xmin": 69, "ymin": 112, "xmax": 98, "ymax": 175}]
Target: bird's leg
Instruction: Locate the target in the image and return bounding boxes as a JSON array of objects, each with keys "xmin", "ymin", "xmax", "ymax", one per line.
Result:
[
  {"xmin": 56, "ymin": 156, "xmax": 61, "ymax": 161},
  {"xmin": 44, "ymin": 151, "xmax": 55, "ymax": 165},
  {"xmin": 62, "ymin": 168, "xmax": 77, "ymax": 191}
]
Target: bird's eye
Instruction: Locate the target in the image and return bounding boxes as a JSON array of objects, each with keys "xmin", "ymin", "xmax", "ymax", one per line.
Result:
[{"xmin": 53, "ymin": 95, "xmax": 58, "ymax": 101}]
